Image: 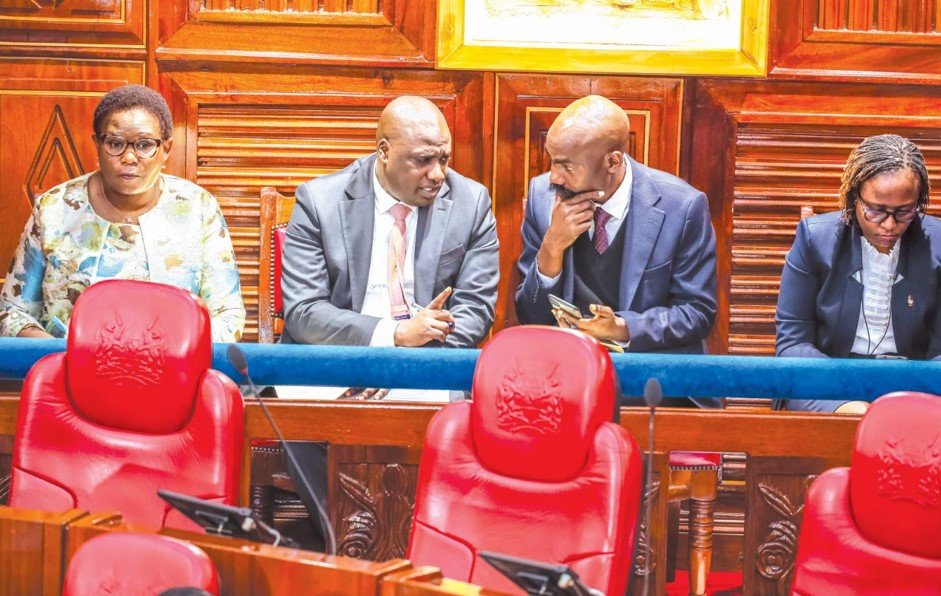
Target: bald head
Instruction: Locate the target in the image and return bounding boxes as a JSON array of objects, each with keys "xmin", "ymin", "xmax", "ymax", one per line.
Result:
[
  {"xmin": 375, "ymin": 96, "xmax": 453, "ymax": 208},
  {"xmin": 544, "ymin": 96, "xmax": 630, "ymax": 202},
  {"xmin": 377, "ymin": 96, "xmax": 449, "ymax": 144},
  {"xmin": 548, "ymin": 95, "xmax": 630, "ymax": 154}
]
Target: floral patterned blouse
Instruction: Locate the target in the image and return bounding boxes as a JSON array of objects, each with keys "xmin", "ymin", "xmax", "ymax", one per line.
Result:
[{"xmin": 0, "ymin": 173, "xmax": 246, "ymax": 342}]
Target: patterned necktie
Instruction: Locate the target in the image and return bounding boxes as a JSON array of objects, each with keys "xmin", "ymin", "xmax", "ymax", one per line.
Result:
[
  {"xmin": 593, "ymin": 207, "xmax": 613, "ymax": 254},
  {"xmin": 388, "ymin": 203, "xmax": 411, "ymax": 320}
]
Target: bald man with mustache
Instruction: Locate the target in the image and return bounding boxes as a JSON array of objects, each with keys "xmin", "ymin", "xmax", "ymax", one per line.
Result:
[
  {"xmin": 515, "ymin": 96, "xmax": 719, "ymax": 404},
  {"xmin": 281, "ymin": 95, "xmax": 499, "ymax": 359}
]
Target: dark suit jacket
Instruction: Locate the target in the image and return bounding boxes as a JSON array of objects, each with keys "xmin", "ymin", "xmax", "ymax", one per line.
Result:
[
  {"xmin": 281, "ymin": 154, "xmax": 499, "ymax": 348},
  {"xmin": 515, "ymin": 158, "xmax": 718, "ymax": 355},
  {"xmin": 777, "ymin": 211, "xmax": 941, "ymax": 360},
  {"xmin": 775, "ymin": 212, "xmax": 941, "ymax": 412}
]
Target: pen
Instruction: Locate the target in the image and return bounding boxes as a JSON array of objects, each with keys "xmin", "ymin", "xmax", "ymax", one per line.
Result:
[{"xmin": 411, "ymin": 302, "xmax": 455, "ymax": 331}]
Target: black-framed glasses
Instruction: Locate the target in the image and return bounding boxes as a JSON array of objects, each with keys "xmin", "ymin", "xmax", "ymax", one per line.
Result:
[
  {"xmin": 858, "ymin": 196, "xmax": 920, "ymax": 224},
  {"xmin": 96, "ymin": 134, "xmax": 162, "ymax": 159}
]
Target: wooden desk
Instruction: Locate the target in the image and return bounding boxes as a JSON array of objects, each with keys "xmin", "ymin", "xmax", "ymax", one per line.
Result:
[
  {"xmin": 0, "ymin": 506, "xmax": 496, "ymax": 596},
  {"xmin": 0, "ymin": 396, "xmax": 860, "ymax": 595}
]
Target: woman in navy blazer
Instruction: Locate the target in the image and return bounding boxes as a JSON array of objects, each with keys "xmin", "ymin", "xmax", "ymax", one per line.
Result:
[{"xmin": 776, "ymin": 134, "xmax": 939, "ymax": 412}]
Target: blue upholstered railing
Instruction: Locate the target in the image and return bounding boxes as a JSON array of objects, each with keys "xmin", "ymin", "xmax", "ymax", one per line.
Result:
[{"xmin": 0, "ymin": 337, "xmax": 938, "ymax": 402}]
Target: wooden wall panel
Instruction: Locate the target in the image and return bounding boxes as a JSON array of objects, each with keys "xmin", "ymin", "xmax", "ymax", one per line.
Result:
[
  {"xmin": 0, "ymin": 0, "xmax": 145, "ymax": 55},
  {"xmin": 690, "ymin": 80, "xmax": 941, "ymax": 356},
  {"xmin": 492, "ymin": 74, "xmax": 683, "ymax": 331},
  {"xmin": 157, "ymin": 0, "xmax": 435, "ymax": 68},
  {"xmin": 772, "ymin": 0, "xmax": 941, "ymax": 82},
  {"xmin": 0, "ymin": 58, "xmax": 144, "ymax": 278},
  {"xmin": 163, "ymin": 69, "xmax": 490, "ymax": 341}
]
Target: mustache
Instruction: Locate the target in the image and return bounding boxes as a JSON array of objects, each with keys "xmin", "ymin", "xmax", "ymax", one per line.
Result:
[{"xmin": 550, "ymin": 183, "xmax": 577, "ymax": 200}]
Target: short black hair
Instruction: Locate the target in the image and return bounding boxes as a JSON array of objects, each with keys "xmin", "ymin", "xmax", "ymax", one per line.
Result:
[
  {"xmin": 839, "ymin": 134, "xmax": 930, "ymax": 226},
  {"xmin": 93, "ymin": 84, "xmax": 173, "ymax": 141}
]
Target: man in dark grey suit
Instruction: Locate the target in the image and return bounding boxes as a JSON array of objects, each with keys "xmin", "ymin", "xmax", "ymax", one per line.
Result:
[
  {"xmin": 515, "ymin": 95, "xmax": 718, "ymax": 355},
  {"xmin": 278, "ymin": 97, "xmax": 498, "ymax": 541},
  {"xmin": 282, "ymin": 96, "xmax": 498, "ymax": 355}
]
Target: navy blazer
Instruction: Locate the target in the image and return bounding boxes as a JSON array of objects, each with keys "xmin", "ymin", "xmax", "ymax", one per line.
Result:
[
  {"xmin": 515, "ymin": 158, "xmax": 718, "ymax": 355},
  {"xmin": 776, "ymin": 211, "xmax": 941, "ymax": 361}
]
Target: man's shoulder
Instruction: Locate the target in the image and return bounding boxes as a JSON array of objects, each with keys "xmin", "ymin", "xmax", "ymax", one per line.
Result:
[
  {"xmin": 444, "ymin": 168, "xmax": 488, "ymax": 201},
  {"xmin": 636, "ymin": 162, "xmax": 701, "ymax": 205},
  {"xmin": 296, "ymin": 155, "xmax": 372, "ymax": 204}
]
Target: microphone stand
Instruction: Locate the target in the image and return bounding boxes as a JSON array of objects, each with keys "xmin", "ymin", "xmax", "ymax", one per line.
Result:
[{"xmin": 227, "ymin": 344, "xmax": 338, "ymax": 556}]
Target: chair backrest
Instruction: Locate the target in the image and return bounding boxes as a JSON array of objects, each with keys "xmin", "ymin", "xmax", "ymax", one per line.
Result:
[
  {"xmin": 408, "ymin": 326, "xmax": 642, "ymax": 595},
  {"xmin": 9, "ymin": 280, "xmax": 244, "ymax": 531},
  {"xmin": 63, "ymin": 533, "xmax": 219, "ymax": 596},
  {"xmin": 791, "ymin": 392, "xmax": 941, "ymax": 594},
  {"xmin": 258, "ymin": 186, "xmax": 296, "ymax": 343}
]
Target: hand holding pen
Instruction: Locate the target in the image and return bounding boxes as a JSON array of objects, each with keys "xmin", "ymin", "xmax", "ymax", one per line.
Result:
[{"xmin": 392, "ymin": 287, "xmax": 455, "ymax": 347}]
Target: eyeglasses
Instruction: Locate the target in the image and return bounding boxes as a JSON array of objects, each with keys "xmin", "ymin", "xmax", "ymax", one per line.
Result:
[
  {"xmin": 858, "ymin": 196, "xmax": 920, "ymax": 224},
  {"xmin": 96, "ymin": 134, "xmax": 163, "ymax": 159}
]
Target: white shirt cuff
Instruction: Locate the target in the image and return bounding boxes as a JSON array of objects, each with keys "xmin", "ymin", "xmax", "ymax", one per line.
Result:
[
  {"xmin": 369, "ymin": 318, "xmax": 399, "ymax": 347},
  {"xmin": 536, "ymin": 268, "xmax": 562, "ymax": 287}
]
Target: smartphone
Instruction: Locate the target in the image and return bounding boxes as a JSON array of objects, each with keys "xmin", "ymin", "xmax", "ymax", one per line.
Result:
[{"xmin": 548, "ymin": 294, "xmax": 584, "ymax": 320}]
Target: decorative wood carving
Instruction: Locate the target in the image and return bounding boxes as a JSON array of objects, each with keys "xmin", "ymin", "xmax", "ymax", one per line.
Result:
[
  {"xmin": 690, "ymin": 80, "xmax": 941, "ymax": 355},
  {"xmin": 329, "ymin": 445, "xmax": 419, "ymax": 561},
  {"xmin": 633, "ymin": 479, "xmax": 661, "ymax": 578},
  {"xmin": 771, "ymin": 0, "xmax": 941, "ymax": 83},
  {"xmin": 744, "ymin": 456, "xmax": 838, "ymax": 595},
  {"xmin": 492, "ymin": 74, "xmax": 683, "ymax": 331},
  {"xmin": 25, "ymin": 105, "xmax": 85, "ymax": 205},
  {"xmin": 158, "ymin": 0, "xmax": 435, "ymax": 68},
  {"xmin": 0, "ymin": 59, "xmax": 143, "ymax": 277},
  {"xmin": 629, "ymin": 452, "xmax": 669, "ymax": 595},
  {"xmin": 753, "ymin": 480, "xmax": 808, "ymax": 588},
  {"xmin": 335, "ymin": 465, "xmax": 414, "ymax": 560},
  {"xmin": 163, "ymin": 69, "xmax": 488, "ymax": 340}
]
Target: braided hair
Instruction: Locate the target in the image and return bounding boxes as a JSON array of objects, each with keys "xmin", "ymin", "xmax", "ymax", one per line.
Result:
[
  {"xmin": 93, "ymin": 84, "xmax": 173, "ymax": 141},
  {"xmin": 839, "ymin": 134, "xmax": 930, "ymax": 226}
]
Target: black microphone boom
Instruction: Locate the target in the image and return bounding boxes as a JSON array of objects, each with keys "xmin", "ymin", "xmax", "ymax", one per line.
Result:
[{"xmin": 227, "ymin": 344, "xmax": 337, "ymax": 556}]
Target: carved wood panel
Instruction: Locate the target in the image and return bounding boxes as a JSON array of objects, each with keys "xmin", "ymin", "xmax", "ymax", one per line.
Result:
[
  {"xmin": 0, "ymin": 59, "xmax": 144, "ymax": 277},
  {"xmin": 771, "ymin": 0, "xmax": 941, "ymax": 82},
  {"xmin": 743, "ymin": 456, "xmax": 840, "ymax": 595},
  {"xmin": 492, "ymin": 74, "xmax": 683, "ymax": 331},
  {"xmin": 0, "ymin": 0, "xmax": 144, "ymax": 51},
  {"xmin": 164, "ymin": 69, "xmax": 489, "ymax": 341},
  {"xmin": 690, "ymin": 80, "xmax": 941, "ymax": 355},
  {"xmin": 157, "ymin": 0, "xmax": 435, "ymax": 68},
  {"xmin": 629, "ymin": 452, "xmax": 669, "ymax": 596},
  {"xmin": 328, "ymin": 445, "xmax": 419, "ymax": 561}
]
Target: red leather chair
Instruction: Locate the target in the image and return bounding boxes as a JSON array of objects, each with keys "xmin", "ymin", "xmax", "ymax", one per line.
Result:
[
  {"xmin": 791, "ymin": 392, "xmax": 941, "ymax": 595},
  {"xmin": 64, "ymin": 533, "xmax": 219, "ymax": 595},
  {"xmin": 408, "ymin": 326, "xmax": 643, "ymax": 595},
  {"xmin": 8, "ymin": 280, "xmax": 244, "ymax": 531}
]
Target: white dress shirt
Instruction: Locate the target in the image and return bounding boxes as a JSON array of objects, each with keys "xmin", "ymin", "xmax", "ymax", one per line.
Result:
[
  {"xmin": 851, "ymin": 237, "xmax": 900, "ymax": 356},
  {"xmin": 364, "ymin": 171, "xmax": 417, "ymax": 347}
]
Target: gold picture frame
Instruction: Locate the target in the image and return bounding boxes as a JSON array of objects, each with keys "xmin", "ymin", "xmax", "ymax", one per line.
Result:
[{"xmin": 437, "ymin": 0, "xmax": 769, "ymax": 77}]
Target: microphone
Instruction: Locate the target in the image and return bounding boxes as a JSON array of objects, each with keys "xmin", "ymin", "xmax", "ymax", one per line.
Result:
[
  {"xmin": 227, "ymin": 344, "xmax": 337, "ymax": 556},
  {"xmin": 642, "ymin": 378, "xmax": 662, "ymax": 596}
]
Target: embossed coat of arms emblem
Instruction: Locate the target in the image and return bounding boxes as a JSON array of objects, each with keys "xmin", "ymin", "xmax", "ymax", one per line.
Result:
[
  {"xmin": 95, "ymin": 314, "xmax": 167, "ymax": 386},
  {"xmin": 495, "ymin": 363, "xmax": 564, "ymax": 435}
]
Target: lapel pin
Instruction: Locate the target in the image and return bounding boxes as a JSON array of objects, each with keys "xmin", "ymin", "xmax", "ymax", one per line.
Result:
[{"xmin": 908, "ymin": 295, "xmax": 914, "ymax": 307}]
